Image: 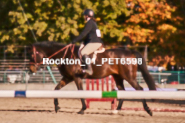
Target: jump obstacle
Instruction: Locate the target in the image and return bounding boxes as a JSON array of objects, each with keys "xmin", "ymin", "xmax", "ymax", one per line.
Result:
[
  {"xmin": 1, "ymin": 73, "xmax": 185, "ymax": 113},
  {"xmin": 0, "ymin": 90, "xmax": 185, "ymax": 99},
  {"xmin": 85, "ymin": 76, "xmax": 117, "ymax": 110},
  {"xmin": 46, "ymin": 66, "xmax": 181, "ymax": 112},
  {"xmin": 84, "ymin": 75, "xmax": 179, "ymax": 110},
  {"xmin": 1, "ymin": 90, "xmax": 185, "ymax": 112}
]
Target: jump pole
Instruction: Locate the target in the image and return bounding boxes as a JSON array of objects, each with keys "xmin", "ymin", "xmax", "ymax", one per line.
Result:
[{"xmin": 0, "ymin": 90, "xmax": 185, "ymax": 100}]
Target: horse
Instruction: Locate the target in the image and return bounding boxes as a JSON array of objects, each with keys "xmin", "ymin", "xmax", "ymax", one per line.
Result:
[{"xmin": 29, "ymin": 41, "xmax": 156, "ymax": 116}]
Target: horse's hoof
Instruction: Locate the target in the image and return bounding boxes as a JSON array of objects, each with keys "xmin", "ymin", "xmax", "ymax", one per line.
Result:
[
  {"xmin": 111, "ymin": 110, "xmax": 118, "ymax": 114},
  {"xmin": 77, "ymin": 110, "xmax": 84, "ymax": 114},
  {"xmin": 147, "ymin": 110, "xmax": 153, "ymax": 116},
  {"xmin": 55, "ymin": 106, "xmax": 60, "ymax": 113}
]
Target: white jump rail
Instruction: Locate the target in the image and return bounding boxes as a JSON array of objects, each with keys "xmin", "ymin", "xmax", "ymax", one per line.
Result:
[{"xmin": 0, "ymin": 90, "xmax": 184, "ymax": 100}]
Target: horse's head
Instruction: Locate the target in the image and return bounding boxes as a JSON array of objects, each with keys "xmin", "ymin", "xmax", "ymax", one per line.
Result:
[
  {"xmin": 29, "ymin": 45, "xmax": 46, "ymax": 73},
  {"xmin": 29, "ymin": 42, "xmax": 75, "ymax": 73}
]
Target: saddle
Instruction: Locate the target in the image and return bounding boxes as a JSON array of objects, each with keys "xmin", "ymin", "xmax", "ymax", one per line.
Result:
[{"xmin": 78, "ymin": 43, "xmax": 105, "ymax": 63}]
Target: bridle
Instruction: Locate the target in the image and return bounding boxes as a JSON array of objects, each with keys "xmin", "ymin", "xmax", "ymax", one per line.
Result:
[{"xmin": 30, "ymin": 44, "xmax": 75, "ymax": 67}]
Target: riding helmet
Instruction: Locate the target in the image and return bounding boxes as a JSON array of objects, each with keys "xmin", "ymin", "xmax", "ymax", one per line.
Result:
[{"xmin": 83, "ymin": 9, "xmax": 95, "ymax": 17}]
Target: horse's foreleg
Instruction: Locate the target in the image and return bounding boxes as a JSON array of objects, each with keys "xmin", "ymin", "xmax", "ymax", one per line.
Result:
[
  {"xmin": 112, "ymin": 75, "xmax": 125, "ymax": 110},
  {"xmin": 74, "ymin": 77, "xmax": 86, "ymax": 114},
  {"xmin": 54, "ymin": 77, "xmax": 72, "ymax": 113}
]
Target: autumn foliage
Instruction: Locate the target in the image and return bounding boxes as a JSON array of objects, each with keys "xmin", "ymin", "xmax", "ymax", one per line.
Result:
[{"xmin": 0, "ymin": 0, "xmax": 185, "ymax": 66}]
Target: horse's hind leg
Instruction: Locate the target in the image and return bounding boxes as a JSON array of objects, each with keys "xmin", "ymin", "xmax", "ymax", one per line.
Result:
[
  {"xmin": 74, "ymin": 77, "xmax": 86, "ymax": 114},
  {"xmin": 54, "ymin": 77, "xmax": 72, "ymax": 113},
  {"xmin": 112, "ymin": 74, "xmax": 125, "ymax": 110},
  {"xmin": 139, "ymin": 86, "xmax": 153, "ymax": 116},
  {"xmin": 129, "ymin": 80, "xmax": 152, "ymax": 116}
]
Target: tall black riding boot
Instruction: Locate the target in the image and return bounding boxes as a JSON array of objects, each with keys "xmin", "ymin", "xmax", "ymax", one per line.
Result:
[{"xmin": 82, "ymin": 55, "xmax": 93, "ymax": 75}]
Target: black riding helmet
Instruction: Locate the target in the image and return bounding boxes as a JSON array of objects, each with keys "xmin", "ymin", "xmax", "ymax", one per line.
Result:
[{"xmin": 83, "ymin": 9, "xmax": 95, "ymax": 17}]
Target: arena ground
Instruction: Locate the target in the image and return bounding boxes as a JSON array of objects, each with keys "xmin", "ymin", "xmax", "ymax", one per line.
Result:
[{"xmin": 0, "ymin": 98, "xmax": 184, "ymax": 123}]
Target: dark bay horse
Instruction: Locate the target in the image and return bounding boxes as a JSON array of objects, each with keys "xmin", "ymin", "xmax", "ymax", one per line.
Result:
[{"xmin": 29, "ymin": 41, "xmax": 156, "ymax": 116}]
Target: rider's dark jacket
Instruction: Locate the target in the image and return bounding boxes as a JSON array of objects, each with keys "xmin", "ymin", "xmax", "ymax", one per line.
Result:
[{"xmin": 72, "ymin": 19, "xmax": 103, "ymax": 45}]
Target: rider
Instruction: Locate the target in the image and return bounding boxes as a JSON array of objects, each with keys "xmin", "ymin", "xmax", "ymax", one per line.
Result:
[{"xmin": 72, "ymin": 9, "xmax": 103, "ymax": 75}]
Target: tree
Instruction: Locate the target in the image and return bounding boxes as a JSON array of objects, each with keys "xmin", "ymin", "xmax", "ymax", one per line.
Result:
[
  {"xmin": 0, "ymin": 0, "xmax": 128, "ymax": 45},
  {"xmin": 124, "ymin": 0, "xmax": 185, "ymax": 66},
  {"xmin": 0, "ymin": 0, "xmax": 185, "ymax": 66}
]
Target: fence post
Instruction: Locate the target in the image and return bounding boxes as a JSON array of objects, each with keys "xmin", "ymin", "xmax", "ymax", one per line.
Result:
[
  {"xmin": 139, "ymin": 73, "xmax": 141, "ymax": 83},
  {"xmin": 178, "ymin": 71, "xmax": 180, "ymax": 84},
  {"xmin": 158, "ymin": 72, "xmax": 161, "ymax": 84},
  {"xmin": 43, "ymin": 70, "xmax": 45, "ymax": 83},
  {"xmin": 3, "ymin": 72, "xmax": 6, "ymax": 83},
  {"xmin": 23, "ymin": 71, "xmax": 25, "ymax": 83},
  {"xmin": 25, "ymin": 72, "xmax": 28, "ymax": 90}
]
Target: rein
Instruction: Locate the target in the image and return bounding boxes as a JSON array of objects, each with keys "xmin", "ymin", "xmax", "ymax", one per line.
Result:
[{"xmin": 30, "ymin": 44, "xmax": 75, "ymax": 67}]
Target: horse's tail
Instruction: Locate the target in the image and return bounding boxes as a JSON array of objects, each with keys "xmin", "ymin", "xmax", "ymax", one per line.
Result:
[{"xmin": 132, "ymin": 50, "xmax": 156, "ymax": 90}]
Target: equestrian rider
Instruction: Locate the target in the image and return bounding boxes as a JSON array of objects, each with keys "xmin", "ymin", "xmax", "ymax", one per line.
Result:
[{"xmin": 72, "ymin": 9, "xmax": 103, "ymax": 75}]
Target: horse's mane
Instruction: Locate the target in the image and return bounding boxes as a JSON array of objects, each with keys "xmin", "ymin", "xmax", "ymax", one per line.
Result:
[{"xmin": 33, "ymin": 41, "xmax": 67, "ymax": 48}]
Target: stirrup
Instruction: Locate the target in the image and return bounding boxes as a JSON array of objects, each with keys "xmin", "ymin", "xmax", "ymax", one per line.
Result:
[{"xmin": 81, "ymin": 54, "xmax": 93, "ymax": 75}]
